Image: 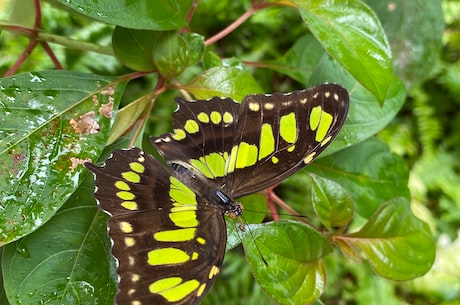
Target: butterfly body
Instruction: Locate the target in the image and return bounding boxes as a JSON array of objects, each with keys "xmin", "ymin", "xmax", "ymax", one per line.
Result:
[{"xmin": 86, "ymin": 83, "xmax": 349, "ymax": 305}]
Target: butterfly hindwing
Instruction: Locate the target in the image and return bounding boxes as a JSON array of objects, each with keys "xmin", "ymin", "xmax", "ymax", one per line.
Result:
[{"xmin": 86, "ymin": 148, "xmax": 227, "ymax": 305}]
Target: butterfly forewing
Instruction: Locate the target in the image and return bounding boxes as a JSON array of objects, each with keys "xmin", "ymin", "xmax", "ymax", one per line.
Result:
[
  {"xmin": 152, "ymin": 96, "xmax": 240, "ymax": 188},
  {"xmin": 226, "ymin": 83, "xmax": 349, "ymax": 196},
  {"xmin": 86, "ymin": 148, "xmax": 227, "ymax": 305}
]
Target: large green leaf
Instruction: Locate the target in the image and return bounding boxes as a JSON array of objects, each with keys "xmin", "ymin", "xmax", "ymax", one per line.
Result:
[
  {"xmin": 273, "ymin": 34, "xmax": 331, "ymax": 85},
  {"xmin": 0, "ymin": 71, "xmax": 125, "ymax": 245},
  {"xmin": 311, "ymin": 174, "xmax": 354, "ymax": 229},
  {"xmin": 57, "ymin": 0, "xmax": 193, "ymax": 30},
  {"xmin": 243, "ymin": 221, "xmax": 332, "ymax": 305},
  {"xmin": 112, "ymin": 27, "xmax": 160, "ymax": 71},
  {"xmin": 344, "ymin": 198, "xmax": 435, "ymax": 280},
  {"xmin": 2, "ymin": 174, "xmax": 115, "ymax": 305},
  {"xmin": 309, "ymin": 138, "xmax": 410, "ymax": 218},
  {"xmin": 364, "ymin": 0, "xmax": 444, "ymax": 88},
  {"xmin": 294, "ymin": 0, "xmax": 393, "ymax": 103}
]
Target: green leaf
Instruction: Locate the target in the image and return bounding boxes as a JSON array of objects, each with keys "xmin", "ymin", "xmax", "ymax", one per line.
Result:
[
  {"xmin": 202, "ymin": 50, "xmax": 223, "ymax": 70},
  {"xmin": 309, "ymin": 138, "xmax": 410, "ymax": 218},
  {"xmin": 243, "ymin": 220, "xmax": 332, "ymax": 305},
  {"xmin": 183, "ymin": 66, "xmax": 264, "ymax": 101},
  {"xmin": 153, "ymin": 31, "xmax": 190, "ymax": 80},
  {"xmin": 57, "ymin": 0, "xmax": 193, "ymax": 30},
  {"xmin": 182, "ymin": 32, "xmax": 205, "ymax": 67},
  {"xmin": 345, "ymin": 198, "xmax": 435, "ymax": 280},
  {"xmin": 295, "ymin": 0, "xmax": 393, "ymax": 103},
  {"xmin": 0, "ymin": 71, "xmax": 125, "ymax": 245},
  {"xmin": 2, "ymin": 174, "xmax": 115, "ymax": 304},
  {"xmin": 112, "ymin": 27, "xmax": 159, "ymax": 71},
  {"xmin": 274, "ymin": 34, "xmax": 327, "ymax": 85},
  {"xmin": 364, "ymin": 0, "xmax": 444, "ymax": 89},
  {"xmin": 311, "ymin": 174, "xmax": 354, "ymax": 229}
]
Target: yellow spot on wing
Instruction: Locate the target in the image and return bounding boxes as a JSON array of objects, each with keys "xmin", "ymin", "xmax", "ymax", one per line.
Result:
[
  {"xmin": 124, "ymin": 237, "xmax": 135, "ymax": 247},
  {"xmin": 209, "ymin": 265, "xmax": 220, "ymax": 279},
  {"xmin": 129, "ymin": 162, "xmax": 145, "ymax": 173},
  {"xmin": 121, "ymin": 201, "xmax": 138, "ymax": 210},
  {"xmin": 150, "ymin": 278, "xmax": 200, "ymax": 302},
  {"xmin": 197, "ymin": 284, "xmax": 206, "ymax": 297},
  {"xmin": 321, "ymin": 136, "xmax": 332, "ymax": 146},
  {"xmin": 172, "ymin": 128, "xmax": 186, "ymax": 140},
  {"xmin": 115, "ymin": 181, "xmax": 130, "ymax": 191},
  {"xmin": 120, "ymin": 221, "xmax": 133, "ymax": 233},
  {"xmin": 234, "ymin": 142, "xmax": 258, "ymax": 169},
  {"xmin": 117, "ymin": 191, "xmax": 135, "ymax": 201},
  {"xmin": 192, "ymin": 252, "xmax": 199, "ymax": 260},
  {"xmin": 154, "ymin": 228, "xmax": 197, "ymax": 242},
  {"xmin": 264, "ymin": 103, "xmax": 274, "ymax": 110},
  {"xmin": 258, "ymin": 123, "xmax": 275, "ymax": 160},
  {"xmin": 304, "ymin": 152, "xmax": 316, "ymax": 164},
  {"xmin": 279, "ymin": 112, "xmax": 297, "ymax": 143},
  {"xmin": 184, "ymin": 119, "xmax": 199, "ymax": 134},
  {"xmin": 148, "ymin": 248, "xmax": 191, "ymax": 265},
  {"xmin": 223, "ymin": 111, "xmax": 233, "ymax": 124},
  {"xmin": 248, "ymin": 102, "xmax": 260, "ymax": 111},
  {"xmin": 309, "ymin": 106, "xmax": 333, "ymax": 141},
  {"xmin": 169, "ymin": 177, "xmax": 197, "ymax": 205},
  {"xmin": 190, "ymin": 152, "xmax": 228, "ymax": 178},
  {"xmin": 169, "ymin": 210, "xmax": 198, "ymax": 228},
  {"xmin": 122, "ymin": 171, "xmax": 140, "ymax": 183},
  {"xmin": 210, "ymin": 111, "xmax": 222, "ymax": 124},
  {"xmin": 197, "ymin": 112, "xmax": 209, "ymax": 123}
]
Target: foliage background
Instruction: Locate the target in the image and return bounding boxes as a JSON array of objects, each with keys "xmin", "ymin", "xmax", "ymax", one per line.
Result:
[{"xmin": 0, "ymin": 0, "xmax": 458, "ymax": 304}]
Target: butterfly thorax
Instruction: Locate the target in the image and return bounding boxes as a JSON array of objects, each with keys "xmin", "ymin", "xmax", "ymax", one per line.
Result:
[
  {"xmin": 210, "ymin": 189, "xmax": 243, "ymax": 218},
  {"xmin": 171, "ymin": 163, "xmax": 242, "ymax": 217}
]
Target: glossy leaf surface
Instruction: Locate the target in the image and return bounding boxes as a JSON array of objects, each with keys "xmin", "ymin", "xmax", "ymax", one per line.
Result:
[
  {"xmin": 345, "ymin": 198, "xmax": 435, "ymax": 280},
  {"xmin": 2, "ymin": 175, "xmax": 115, "ymax": 305},
  {"xmin": 295, "ymin": 0, "xmax": 393, "ymax": 103},
  {"xmin": 311, "ymin": 174, "xmax": 354, "ymax": 229},
  {"xmin": 243, "ymin": 221, "xmax": 332, "ymax": 305},
  {"xmin": 57, "ymin": 0, "xmax": 193, "ymax": 30},
  {"xmin": 309, "ymin": 138, "xmax": 410, "ymax": 218},
  {"xmin": 0, "ymin": 71, "xmax": 124, "ymax": 245}
]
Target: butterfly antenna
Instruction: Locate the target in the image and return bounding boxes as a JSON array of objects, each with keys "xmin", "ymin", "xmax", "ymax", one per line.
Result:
[{"xmin": 236, "ymin": 215, "xmax": 269, "ymax": 267}]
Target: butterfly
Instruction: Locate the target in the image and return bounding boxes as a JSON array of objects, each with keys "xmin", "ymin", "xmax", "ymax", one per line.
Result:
[{"xmin": 85, "ymin": 83, "xmax": 349, "ymax": 305}]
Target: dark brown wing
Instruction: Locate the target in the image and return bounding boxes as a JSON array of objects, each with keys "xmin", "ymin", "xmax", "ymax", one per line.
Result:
[{"xmin": 85, "ymin": 148, "xmax": 227, "ymax": 305}]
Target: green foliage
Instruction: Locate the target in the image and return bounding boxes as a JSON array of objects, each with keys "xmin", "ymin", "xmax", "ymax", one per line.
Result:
[{"xmin": 0, "ymin": 0, "xmax": 454, "ymax": 304}]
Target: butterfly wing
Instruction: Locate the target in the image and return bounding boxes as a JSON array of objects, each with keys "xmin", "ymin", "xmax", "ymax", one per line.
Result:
[
  {"xmin": 152, "ymin": 84, "xmax": 349, "ymax": 198},
  {"xmin": 86, "ymin": 148, "xmax": 226, "ymax": 305},
  {"xmin": 226, "ymin": 83, "xmax": 349, "ymax": 197},
  {"xmin": 152, "ymin": 96, "xmax": 240, "ymax": 189}
]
